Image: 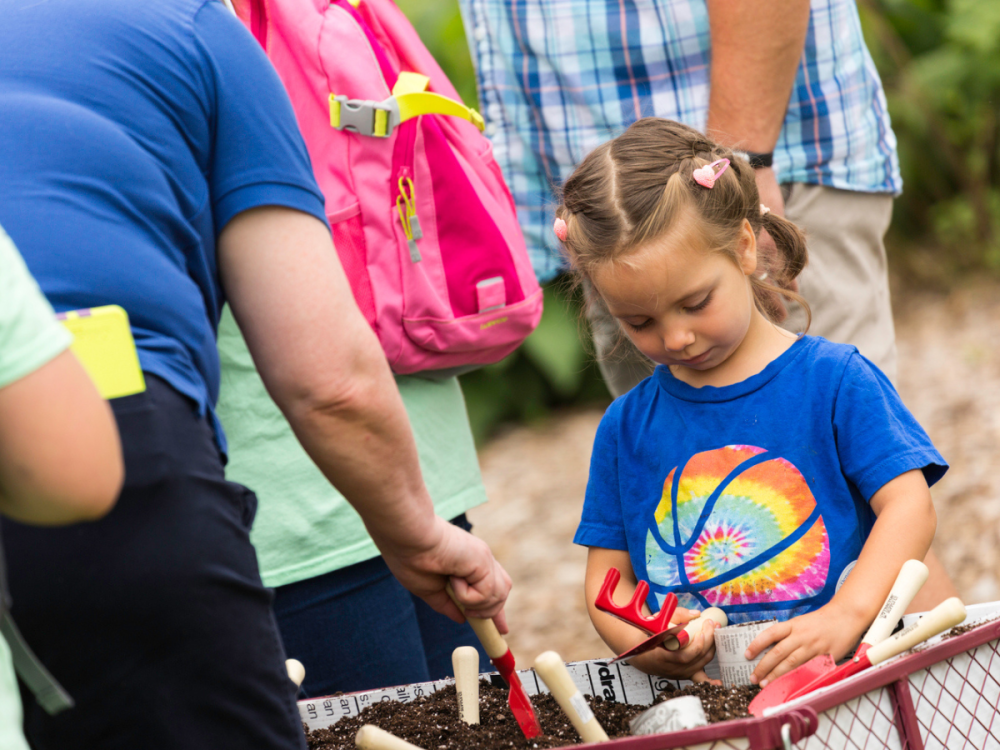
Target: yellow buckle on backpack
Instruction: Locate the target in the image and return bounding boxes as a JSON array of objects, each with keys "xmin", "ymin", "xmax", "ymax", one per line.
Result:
[{"xmin": 329, "ymin": 71, "xmax": 485, "ymax": 138}]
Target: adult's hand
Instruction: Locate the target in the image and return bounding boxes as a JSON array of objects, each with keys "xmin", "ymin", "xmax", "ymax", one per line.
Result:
[
  {"xmin": 753, "ymin": 167, "xmax": 798, "ymax": 322},
  {"xmin": 754, "ymin": 167, "xmax": 785, "ymax": 219},
  {"xmin": 218, "ymin": 206, "xmax": 510, "ymax": 625},
  {"xmin": 377, "ymin": 514, "xmax": 512, "ymax": 629}
]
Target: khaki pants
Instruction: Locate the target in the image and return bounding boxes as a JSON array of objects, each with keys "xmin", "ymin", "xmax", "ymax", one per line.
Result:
[{"xmin": 588, "ymin": 184, "xmax": 898, "ymax": 397}]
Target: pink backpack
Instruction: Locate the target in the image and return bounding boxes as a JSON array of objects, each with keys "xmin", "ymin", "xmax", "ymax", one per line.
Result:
[{"xmin": 231, "ymin": 0, "xmax": 542, "ymax": 376}]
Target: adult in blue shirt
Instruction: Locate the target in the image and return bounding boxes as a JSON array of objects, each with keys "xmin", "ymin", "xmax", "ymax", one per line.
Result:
[{"xmin": 0, "ymin": 2, "xmax": 511, "ymax": 748}]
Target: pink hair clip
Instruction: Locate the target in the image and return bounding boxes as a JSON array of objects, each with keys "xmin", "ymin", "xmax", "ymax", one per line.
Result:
[
  {"xmin": 692, "ymin": 158, "xmax": 730, "ymax": 189},
  {"xmin": 553, "ymin": 217, "xmax": 568, "ymax": 242}
]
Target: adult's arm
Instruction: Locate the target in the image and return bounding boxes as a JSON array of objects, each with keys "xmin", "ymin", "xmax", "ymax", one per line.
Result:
[
  {"xmin": 705, "ymin": 0, "xmax": 811, "ymax": 217},
  {"xmin": 0, "ymin": 349, "xmax": 123, "ymax": 525},
  {"xmin": 217, "ymin": 206, "xmax": 510, "ymax": 624}
]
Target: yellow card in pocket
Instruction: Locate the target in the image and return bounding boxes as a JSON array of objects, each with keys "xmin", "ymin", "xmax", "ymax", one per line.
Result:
[{"xmin": 57, "ymin": 305, "xmax": 145, "ymax": 400}]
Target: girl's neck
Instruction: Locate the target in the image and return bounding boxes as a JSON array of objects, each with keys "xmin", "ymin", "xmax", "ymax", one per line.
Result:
[{"xmin": 670, "ymin": 307, "xmax": 798, "ymax": 389}]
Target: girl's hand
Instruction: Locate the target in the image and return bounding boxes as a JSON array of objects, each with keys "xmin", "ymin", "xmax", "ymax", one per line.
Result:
[
  {"xmin": 745, "ymin": 603, "xmax": 865, "ymax": 687},
  {"xmin": 626, "ymin": 616, "xmax": 720, "ymax": 681}
]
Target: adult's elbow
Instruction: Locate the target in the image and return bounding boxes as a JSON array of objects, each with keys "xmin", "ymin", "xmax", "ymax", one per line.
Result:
[{"xmin": 72, "ymin": 451, "xmax": 124, "ymax": 521}]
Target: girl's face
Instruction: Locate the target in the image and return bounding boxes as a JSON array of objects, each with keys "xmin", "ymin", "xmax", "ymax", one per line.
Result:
[{"xmin": 591, "ymin": 214, "xmax": 760, "ymax": 384}]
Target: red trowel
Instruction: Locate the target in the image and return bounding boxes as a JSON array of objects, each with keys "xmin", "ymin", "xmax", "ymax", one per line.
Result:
[
  {"xmin": 446, "ymin": 585, "xmax": 542, "ymax": 739},
  {"xmin": 749, "ymin": 559, "xmax": 933, "ymax": 715}
]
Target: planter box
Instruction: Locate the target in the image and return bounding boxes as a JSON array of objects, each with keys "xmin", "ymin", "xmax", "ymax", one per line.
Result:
[{"xmin": 299, "ymin": 603, "xmax": 1000, "ymax": 750}]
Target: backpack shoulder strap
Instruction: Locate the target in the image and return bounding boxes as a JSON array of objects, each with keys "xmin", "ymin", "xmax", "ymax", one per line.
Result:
[
  {"xmin": 0, "ymin": 615, "xmax": 75, "ymax": 715},
  {"xmin": 0, "ymin": 521, "xmax": 74, "ymax": 715}
]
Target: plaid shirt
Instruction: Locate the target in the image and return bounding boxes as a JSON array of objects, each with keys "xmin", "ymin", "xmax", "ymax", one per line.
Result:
[{"xmin": 459, "ymin": 0, "xmax": 902, "ymax": 281}]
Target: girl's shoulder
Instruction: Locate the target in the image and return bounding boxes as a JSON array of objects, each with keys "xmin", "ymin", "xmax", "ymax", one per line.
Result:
[
  {"xmin": 789, "ymin": 337, "xmax": 908, "ymax": 412},
  {"xmin": 786, "ymin": 335, "xmax": 864, "ymax": 377}
]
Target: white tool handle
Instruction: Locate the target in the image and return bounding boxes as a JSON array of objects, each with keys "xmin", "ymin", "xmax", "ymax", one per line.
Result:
[
  {"xmin": 866, "ymin": 597, "xmax": 966, "ymax": 666},
  {"xmin": 861, "ymin": 559, "xmax": 929, "ymax": 647},
  {"xmin": 356, "ymin": 725, "xmax": 425, "ymax": 750},
  {"xmin": 446, "ymin": 584, "xmax": 508, "ymax": 659},
  {"xmin": 285, "ymin": 659, "xmax": 306, "ymax": 688},
  {"xmin": 452, "ymin": 646, "xmax": 480, "ymax": 725},
  {"xmin": 664, "ymin": 608, "xmax": 728, "ymax": 651},
  {"xmin": 534, "ymin": 651, "xmax": 609, "ymax": 743}
]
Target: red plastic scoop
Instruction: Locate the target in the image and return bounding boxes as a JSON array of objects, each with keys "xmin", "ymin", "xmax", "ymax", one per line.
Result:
[{"xmin": 748, "ymin": 560, "xmax": 936, "ymax": 715}]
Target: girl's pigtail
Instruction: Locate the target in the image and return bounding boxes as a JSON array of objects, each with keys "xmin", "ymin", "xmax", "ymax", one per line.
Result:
[
  {"xmin": 761, "ymin": 211, "xmax": 808, "ymax": 283},
  {"xmin": 753, "ymin": 211, "xmax": 811, "ymax": 330}
]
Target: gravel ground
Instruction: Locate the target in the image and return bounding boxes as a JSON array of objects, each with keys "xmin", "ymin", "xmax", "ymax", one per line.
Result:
[{"xmin": 469, "ymin": 281, "xmax": 1000, "ymax": 665}]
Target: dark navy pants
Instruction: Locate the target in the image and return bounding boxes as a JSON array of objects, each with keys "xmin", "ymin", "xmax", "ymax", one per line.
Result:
[
  {"xmin": 2, "ymin": 376, "xmax": 306, "ymax": 749},
  {"xmin": 273, "ymin": 515, "xmax": 490, "ymax": 699}
]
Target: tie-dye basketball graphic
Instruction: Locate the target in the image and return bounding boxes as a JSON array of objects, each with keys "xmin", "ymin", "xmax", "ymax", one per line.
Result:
[{"xmin": 645, "ymin": 445, "xmax": 829, "ymax": 618}]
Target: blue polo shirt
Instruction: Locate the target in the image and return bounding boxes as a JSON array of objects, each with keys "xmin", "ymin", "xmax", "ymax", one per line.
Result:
[{"xmin": 0, "ymin": 0, "xmax": 327, "ymax": 452}]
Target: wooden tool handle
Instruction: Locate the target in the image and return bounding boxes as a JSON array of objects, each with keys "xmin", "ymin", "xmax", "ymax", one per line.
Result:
[
  {"xmin": 355, "ymin": 725, "xmax": 425, "ymax": 750},
  {"xmin": 446, "ymin": 584, "xmax": 508, "ymax": 659},
  {"xmin": 534, "ymin": 651, "xmax": 609, "ymax": 743},
  {"xmin": 866, "ymin": 597, "xmax": 966, "ymax": 666},
  {"xmin": 861, "ymin": 559, "xmax": 929, "ymax": 647},
  {"xmin": 664, "ymin": 608, "xmax": 728, "ymax": 651},
  {"xmin": 285, "ymin": 659, "xmax": 306, "ymax": 688},
  {"xmin": 452, "ymin": 646, "xmax": 480, "ymax": 725}
]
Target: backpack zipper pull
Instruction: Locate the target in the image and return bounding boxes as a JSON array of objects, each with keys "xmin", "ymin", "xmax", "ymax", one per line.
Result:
[{"xmin": 396, "ymin": 176, "xmax": 422, "ymax": 262}]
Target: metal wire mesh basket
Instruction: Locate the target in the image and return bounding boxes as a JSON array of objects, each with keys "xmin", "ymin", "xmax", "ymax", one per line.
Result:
[{"xmin": 297, "ymin": 603, "xmax": 1000, "ymax": 750}]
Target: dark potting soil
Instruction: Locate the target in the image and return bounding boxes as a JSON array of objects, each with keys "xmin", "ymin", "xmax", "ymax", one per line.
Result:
[
  {"xmin": 914, "ymin": 613, "xmax": 999, "ymax": 652},
  {"xmin": 653, "ymin": 682, "xmax": 761, "ymax": 723},
  {"xmin": 305, "ymin": 681, "xmax": 761, "ymax": 750}
]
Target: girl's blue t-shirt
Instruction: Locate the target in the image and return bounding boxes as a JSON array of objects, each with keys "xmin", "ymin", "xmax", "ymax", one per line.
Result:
[
  {"xmin": 0, "ymin": 0, "xmax": 327, "ymax": 452},
  {"xmin": 574, "ymin": 336, "xmax": 947, "ymax": 624}
]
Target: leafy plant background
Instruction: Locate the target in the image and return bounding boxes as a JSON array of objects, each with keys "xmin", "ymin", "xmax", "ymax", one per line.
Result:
[{"xmin": 397, "ymin": 0, "xmax": 1000, "ymax": 443}]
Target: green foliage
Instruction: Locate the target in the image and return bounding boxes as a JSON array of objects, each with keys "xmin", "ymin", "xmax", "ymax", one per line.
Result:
[
  {"xmin": 860, "ymin": 0, "xmax": 1000, "ymax": 282},
  {"xmin": 459, "ymin": 282, "xmax": 610, "ymax": 444},
  {"xmin": 394, "ymin": 0, "xmax": 479, "ymax": 108}
]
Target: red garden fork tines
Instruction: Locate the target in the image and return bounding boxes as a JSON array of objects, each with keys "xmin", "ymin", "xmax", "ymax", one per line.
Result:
[{"xmin": 594, "ymin": 568, "xmax": 682, "ymax": 663}]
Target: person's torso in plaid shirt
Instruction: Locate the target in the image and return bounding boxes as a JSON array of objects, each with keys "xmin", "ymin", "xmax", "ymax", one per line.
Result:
[{"xmin": 459, "ymin": 0, "xmax": 902, "ymax": 282}]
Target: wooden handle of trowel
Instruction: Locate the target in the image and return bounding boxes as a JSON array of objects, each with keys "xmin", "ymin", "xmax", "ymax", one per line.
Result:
[
  {"xmin": 664, "ymin": 608, "xmax": 728, "ymax": 651},
  {"xmin": 534, "ymin": 651, "xmax": 609, "ymax": 743},
  {"xmin": 452, "ymin": 646, "xmax": 480, "ymax": 724},
  {"xmin": 866, "ymin": 597, "xmax": 966, "ymax": 666},
  {"xmin": 285, "ymin": 659, "xmax": 306, "ymax": 688},
  {"xmin": 861, "ymin": 559, "xmax": 929, "ymax": 647},
  {"xmin": 356, "ymin": 725, "xmax": 424, "ymax": 750},
  {"xmin": 446, "ymin": 584, "xmax": 508, "ymax": 659}
]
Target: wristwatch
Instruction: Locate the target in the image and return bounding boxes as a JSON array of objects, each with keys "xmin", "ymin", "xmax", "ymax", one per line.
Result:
[{"xmin": 733, "ymin": 149, "xmax": 774, "ymax": 169}]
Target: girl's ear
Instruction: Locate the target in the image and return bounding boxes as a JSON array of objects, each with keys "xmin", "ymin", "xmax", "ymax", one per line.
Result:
[{"xmin": 736, "ymin": 218, "xmax": 758, "ymax": 276}]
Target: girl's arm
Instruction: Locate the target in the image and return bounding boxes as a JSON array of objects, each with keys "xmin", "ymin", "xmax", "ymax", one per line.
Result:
[
  {"xmin": 585, "ymin": 547, "xmax": 716, "ymax": 680},
  {"xmin": 746, "ymin": 469, "xmax": 937, "ymax": 686}
]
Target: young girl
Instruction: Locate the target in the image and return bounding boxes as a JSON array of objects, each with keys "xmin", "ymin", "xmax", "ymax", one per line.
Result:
[{"xmin": 561, "ymin": 119, "xmax": 946, "ymax": 686}]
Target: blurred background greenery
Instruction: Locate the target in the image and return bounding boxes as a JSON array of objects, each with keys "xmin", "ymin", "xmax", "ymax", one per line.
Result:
[{"xmin": 398, "ymin": 0, "xmax": 1000, "ymax": 443}]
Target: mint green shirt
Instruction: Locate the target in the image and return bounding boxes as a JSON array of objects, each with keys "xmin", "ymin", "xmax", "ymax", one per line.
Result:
[
  {"xmin": 0, "ymin": 229, "xmax": 71, "ymax": 389},
  {"xmin": 216, "ymin": 307, "xmax": 488, "ymax": 588},
  {"xmin": 0, "ymin": 227, "xmax": 71, "ymax": 750}
]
